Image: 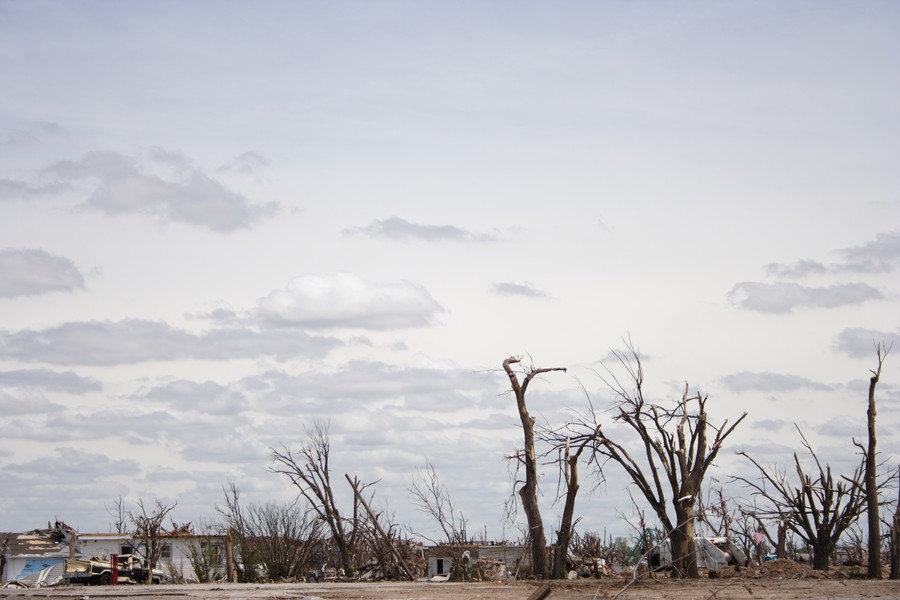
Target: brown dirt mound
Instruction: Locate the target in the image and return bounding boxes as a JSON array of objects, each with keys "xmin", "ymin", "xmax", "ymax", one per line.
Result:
[{"xmin": 710, "ymin": 559, "xmax": 871, "ymax": 580}]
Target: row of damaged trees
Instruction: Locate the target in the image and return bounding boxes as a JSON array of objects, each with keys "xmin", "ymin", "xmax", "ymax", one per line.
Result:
[
  {"xmin": 249, "ymin": 339, "xmax": 895, "ymax": 581},
  {"xmin": 502, "ymin": 339, "xmax": 896, "ymax": 579},
  {"xmin": 503, "ymin": 346, "xmax": 746, "ymax": 580}
]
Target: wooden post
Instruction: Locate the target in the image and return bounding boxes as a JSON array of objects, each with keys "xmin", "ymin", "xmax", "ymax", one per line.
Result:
[
  {"xmin": 111, "ymin": 553, "xmax": 119, "ymax": 585},
  {"xmin": 225, "ymin": 529, "xmax": 236, "ymax": 583}
]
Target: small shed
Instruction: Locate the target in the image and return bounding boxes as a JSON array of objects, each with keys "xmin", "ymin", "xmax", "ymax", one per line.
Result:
[{"xmin": 424, "ymin": 544, "xmax": 530, "ymax": 580}]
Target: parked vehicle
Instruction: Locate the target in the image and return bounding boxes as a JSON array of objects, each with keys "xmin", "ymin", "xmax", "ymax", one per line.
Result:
[{"xmin": 64, "ymin": 554, "xmax": 164, "ymax": 585}]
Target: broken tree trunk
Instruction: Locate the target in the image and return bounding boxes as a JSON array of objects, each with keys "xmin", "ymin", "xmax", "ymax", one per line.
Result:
[
  {"xmin": 865, "ymin": 344, "xmax": 887, "ymax": 578},
  {"xmin": 891, "ymin": 470, "xmax": 900, "ymax": 580},
  {"xmin": 504, "ymin": 356, "xmax": 566, "ymax": 579},
  {"xmin": 345, "ymin": 474, "xmax": 415, "ymax": 581},
  {"xmin": 551, "ymin": 437, "xmax": 586, "ymax": 579}
]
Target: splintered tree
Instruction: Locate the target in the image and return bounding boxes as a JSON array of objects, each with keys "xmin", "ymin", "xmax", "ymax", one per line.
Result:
[
  {"xmin": 857, "ymin": 342, "xmax": 890, "ymax": 578},
  {"xmin": 564, "ymin": 341, "xmax": 746, "ymax": 578},
  {"xmin": 543, "ymin": 430, "xmax": 592, "ymax": 579},
  {"xmin": 504, "ymin": 355, "xmax": 567, "ymax": 579},
  {"xmin": 737, "ymin": 426, "xmax": 868, "ymax": 570},
  {"xmin": 270, "ymin": 420, "xmax": 356, "ymax": 576},
  {"xmin": 346, "ymin": 474, "xmax": 414, "ymax": 581}
]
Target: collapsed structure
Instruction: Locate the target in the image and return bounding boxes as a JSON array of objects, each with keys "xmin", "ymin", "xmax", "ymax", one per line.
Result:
[{"xmin": 1, "ymin": 522, "xmax": 227, "ymax": 587}]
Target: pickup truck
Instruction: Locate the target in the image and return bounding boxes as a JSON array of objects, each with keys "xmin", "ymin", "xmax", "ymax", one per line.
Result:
[{"xmin": 64, "ymin": 554, "xmax": 164, "ymax": 585}]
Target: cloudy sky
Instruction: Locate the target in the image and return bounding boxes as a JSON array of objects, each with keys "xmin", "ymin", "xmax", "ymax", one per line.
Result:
[{"xmin": 1, "ymin": 1, "xmax": 898, "ymax": 541}]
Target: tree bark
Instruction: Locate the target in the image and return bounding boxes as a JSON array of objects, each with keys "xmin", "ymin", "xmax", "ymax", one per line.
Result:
[
  {"xmin": 891, "ymin": 471, "xmax": 900, "ymax": 579},
  {"xmin": 865, "ymin": 345, "xmax": 886, "ymax": 578},
  {"xmin": 671, "ymin": 503, "xmax": 698, "ymax": 578},
  {"xmin": 504, "ymin": 356, "xmax": 566, "ymax": 579},
  {"xmin": 776, "ymin": 521, "xmax": 787, "ymax": 559},
  {"xmin": 813, "ymin": 537, "xmax": 834, "ymax": 570},
  {"xmin": 551, "ymin": 441, "xmax": 580, "ymax": 579}
]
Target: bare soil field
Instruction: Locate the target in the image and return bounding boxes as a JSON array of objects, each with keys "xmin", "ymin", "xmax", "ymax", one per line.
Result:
[
  {"xmin": 3, "ymin": 563, "xmax": 900, "ymax": 600},
  {"xmin": 2, "ymin": 578, "xmax": 900, "ymax": 600},
  {"xmin": 3, "ymin": 579, "xmax": 900, "ymax": 600}
]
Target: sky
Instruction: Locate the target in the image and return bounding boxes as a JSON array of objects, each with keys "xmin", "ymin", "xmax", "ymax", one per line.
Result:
[{"xmin": 1, "ymin": 0, "xmax": 899, "ymax": 544}]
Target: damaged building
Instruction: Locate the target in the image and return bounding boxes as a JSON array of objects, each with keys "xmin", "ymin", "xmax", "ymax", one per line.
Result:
[
  {"xmin": 1, "ymin": 522, "xmax": 229, "ymax": 586},
  {"xmin": 1, "ymin": 522, "xmax": 76, "ymax": 586},
  {"xmin": 423, "ymin": 543, "xmax": 532, "ymax": 580}
]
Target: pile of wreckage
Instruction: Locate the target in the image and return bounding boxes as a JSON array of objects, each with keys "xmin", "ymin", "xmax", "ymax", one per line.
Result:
[
  {"xmin": 1, "ymin": 521, "xmax": 176, "ymax": 588},
  {"xmin": 1, "ymin": 522, "xmax": 74, "ymax": 588}
]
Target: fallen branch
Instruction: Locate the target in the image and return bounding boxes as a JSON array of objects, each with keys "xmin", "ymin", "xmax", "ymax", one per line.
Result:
[{"xmin": 526, "ymin": 582, "xmax": 552, "ymax": 600}]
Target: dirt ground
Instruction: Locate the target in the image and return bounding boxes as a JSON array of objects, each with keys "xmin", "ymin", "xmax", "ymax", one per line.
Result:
[
  {"xmin": 3, "ymin": 578, "xmax": 900, "ymax": 600},
  {"xmin": 3, "ymin": 579, "xmax": 900, "ymax": 600},
  {"xmin": 3, "ymin": 562, "xmax": 900, "ymax": 600}
]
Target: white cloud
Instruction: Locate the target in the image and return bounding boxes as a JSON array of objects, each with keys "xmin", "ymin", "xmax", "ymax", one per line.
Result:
[
  {"xmin": 0, "ymin": 391, "xmax": 64, "ymax": 416},
  {"xmin": 4, "ymin": 447, "xmax": 140, "ymax": 482},
  {"xmin": 0, "ymin": 130, "xmax": 38, "ymax": 147},
  {"xmin": 141, "ymin": 380, "xmax": 247, "ymax": 416},
  {"xmin": 838, "ymin": 231, "xmax": 900, "ymax": 273},
  {"xmin": 0, "ymin": 368, "xmax": 101, "ymax": 393},
  {"xmin": 0, "ymin": 123, "xmax": 61, "ymax": 148},
  {"xmin": 256, "ymin": 273, "xmax": 445, "ymax": 330},
  {"xmin": 492, "ymin": 281, "xmax": 548, "ymax": 298},
  {"xmin": 0, "ymin": 248, "xmax": 85, "ymax": 298},
  {"xmin": 0, "ymin": 319, "xmax": 341, "ymax": 365},
  {"xmin": 40, "ymin": 151, "xmax": 279, "ymax": 233},
  {"xmin": 218, "ymin": 151, "xmax": 269, "ymax": 175},
  {"xmin": 2, "ymin": 1, "xmax": 899, "ymax": 537},
  {"xmin": 0, "ymin": 179, "xmax": 70, "ymax": 201},
  {"xmin": 747, "ymin": 418, "xmax": 793, "ymax": 432},
  {"xmin": 764, "ymin": 231, "xmax": 900, "ymax": 277},
  {"xmin": 728, "ymin": 281, "xmax": 883, "ymax": 313},
  {"xmin": 764, "ymin": 259, "xmax": 828, "ymax": 279},
  {"xmin": 344, "ymin": 217, "xmax": 500, "ymax": 243},
  {"xmin": 833, "ymin": 327, "xmax": 898, "ymax": 359},
  {"xmin": 719, "ymin": 371, "xmax": 833, "ymax": 393},
  {"xmin": 240, "ymin": 360, "xmax": 495, "ymax": 412},
  {"xmin": 813, "ymin": 415, "xmax": 865, "ymax": 438}
]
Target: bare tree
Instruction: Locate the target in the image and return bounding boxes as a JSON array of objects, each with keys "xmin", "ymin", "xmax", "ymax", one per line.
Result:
[
  {"xmin": 217, "ymin": 482, "xmax": 259, "ymax": 582},
  {"xmin": 544, "ymin": 432, "xmax": 591, "ymax": 579},
  {"xmin": 346, "ymin": 474, "xmax": 414, "ymax": 581},
  {"xmin": 106, "ymin": 495, "xmax": 128, "ymax": 534},
  {"xmin": 696, "ymin": 482, "xmax": 733, "ymax": 538},
  {"xmin": 409, "ymin": 460, "xmax": 470, "ymax": 580},
  {"xmin": 270, "ymin": 420, "xmax": 355, "ymax": 576},
  {"xmin": 856, "ymin": 342, "xmax": 890, "ymax": 578},
  {"xmin": 130, "ymin": 498, "xmax": 177, "ymax": 579},
  {"xmin": 217, "ymin": 482, "xmax": 322, "ymax": 582},
  {"xmin": 504, "ymin": 355, "xmax": 567, "ymax": 579},
  {"xmin": 737, "ymin": 426, "xmax": 868, "ymax": 570},
  {"xmin": 565, "ymin": 341, "xmax": 745, "ymax": 578}
]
